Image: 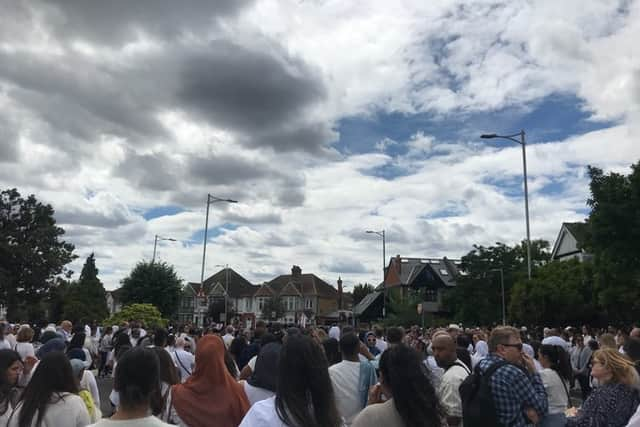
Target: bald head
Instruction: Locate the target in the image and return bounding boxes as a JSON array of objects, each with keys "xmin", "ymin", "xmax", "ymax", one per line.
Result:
[
  {"xmin": 630, "ymin": 328, "xmax": 640, "ymax": 339},
  {"xmin": 432, "ymin": 333, "xmax": 457, "ymax": 367}
]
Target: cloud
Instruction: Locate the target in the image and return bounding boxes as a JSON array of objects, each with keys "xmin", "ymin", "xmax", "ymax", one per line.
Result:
[{"xmin": 320, "ymin": 258, "xmax": 369, "ymax": 274}]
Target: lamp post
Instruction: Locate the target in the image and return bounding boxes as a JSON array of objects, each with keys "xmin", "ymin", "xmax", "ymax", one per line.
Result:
[
  {"xmin": 215, "ymin": 264, "xmax": 230, "ymax": 325},
  {"xmin": 481, "ymin": 130, "xmax": 532, "ymax": 279},
  {"xmin": 490, "ymin": 268, "xmax": 506, "ymax": 325},
  {"xmin": 152, "ymin": 235, "xmax": 176, "ymax": 263},
  {"xmin": 366, "ymin": 229, "xmax": 386, "ymax": 318}
]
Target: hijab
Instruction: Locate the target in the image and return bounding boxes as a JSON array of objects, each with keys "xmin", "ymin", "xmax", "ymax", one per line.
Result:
[
  {"xmin": 171, "ymin": 335, "xmax": 249, "ymax": 427},
  {"xmin": 247, "ymin": 342, "xmax": 281, "ymax": 392},
  {"xmin": 35, "ymin": 337, "xmax": 66, "ymax": 359}
]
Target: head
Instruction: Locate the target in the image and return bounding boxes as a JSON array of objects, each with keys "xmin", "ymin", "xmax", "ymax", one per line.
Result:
[
  {"xmin": 226, "ymin": 325, "xmax": 234, "ymax": 335},
  {"xmin": 573, "ymin": 334, "xmax": 585, "ymax": 348},
  {"xmin": 366, "ymin": 332, "xmax": 377, "ymax": 348},
  {"xmin": 15, "ymin": 351, "xmax": 78, "ymax": 427},
  {"xmin": 386, "ymin": 327, "xmax": 405, "ymax": 347},
  {"xmin": 114, "ymin": 347, "xmax": 161, "ymax": 413},
  {"xmin": 379, "ymin": 344, "xmax": 445, "ymax": 427},
  {"xmin": 538, "ymin": 345, "xmax": 572, "ymax": 381},
  {"xmin": 630, "ymin": 328, "xmax": 640, "ymax": 339},
  {"xmin": 447, "ymin": 324, "xmax": 461, "ymax": 339},
  {"xmin": 599, "ymin": 333, "xmax": 617, "ymax": 350},
  {"xmin": 321, "ymin": 338, "xmax": 341, "ymax": 366},
  {"xmin": 339, "ymin": 333, "xmax": 360, "ymax": 361},
  {"xmin": 276, "ymin": 334, "xmax": 341, "ymax": 427},
  {"xmin": 489, "ymin": 326, "xmax": 523, "ymax": 364},
  {"xmin": 591, "ymin": 348, "xmax": 639, "ymax": 386},
  {"xmin": 623, "ymin": 337, "xmax": 640, "ymax": 363},
  {"xmin": 69, "ymin": 359, "xmax": 85, "ymax": 386},
  {"xmin": 0, "ymin": 349, "xmax": 22, "ymax": 395},
  {"xmin": 61, "ymin": 320, "xmax": 72, "ymax": 333},
  {"xmin": 228, "ymin": 337, "xmax": 247, "ymax": 360},
  {"xmin": 153, "ymin": 328, "xmax": 168, "ymax": 348},
  {"xmin": 68, "ymin": 332, "xmax": 86, "ymax": 350},
  {"xmin": 16, "ymin": 325, "xmax": 34, "ymax": 343},
  {"xmin": 248, "ymin": 342, "xmax": 281, "ymax": 392},
  {"xmin": 431, "ymin": 334, "xmax": 457, "ymax": 368},
  {"xmin": 374, "ymin": 326, "xmax": 384, "ymax": 339}
]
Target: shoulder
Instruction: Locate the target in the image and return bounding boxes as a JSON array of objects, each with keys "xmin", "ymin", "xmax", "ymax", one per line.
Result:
[
  {"xmin": 353, "ymin": 400, "xmax": 401, "ymax": 427},
  {"xmin": 240, "ymin": 397, "xmax": 280, "ymax": 427}
]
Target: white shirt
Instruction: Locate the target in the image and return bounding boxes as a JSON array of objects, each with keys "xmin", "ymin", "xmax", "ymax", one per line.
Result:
[
  {"xmin": 81, "ymin": 369, "xmax": 101, "ymax": 407},
  {"xmin": 173, "ymin": 348, "xmax": 195, "ymax": 382},
  {"xmin": 329, "ymin": 360, "xmax": 363, "ymax": 425},
  {"xmin": 542, "ymin": 336, "xmax": 570, "ymax": 351},
  {"xmin": 375, "ymin": 339, "xmax": 388, "ymax": 353},
  {"xmin": 89, "ymin": 416, "xmax": 175, "ymax": 427},
  {"xmin": 626, "ymin": 402, "xmax": 640, "ymax": 427},
  {"xmin": 539, "ymin": 368, "xmax": 570, "ymax": 414},
  {"xmin": 14, "ymin": 342, "xmax": 35, "ymax": 360},
  {"xmin": 9, "ymin": 392, "xmax": 90, "ymax": 427},
  {"xmin": 239, "ymin": 396, "xmax": 289, "ymax": 427},
  {"xmin": 0, "ymin": 340, "xmax": 10, "ymax": 350},
  {"xmin": 438, "ymin": 361, "xmax": 470, "ymax": 419},
  {"xmin": 223, "ymin": 333, "xmax": 234, "ymax": 349},
  {"xmin": 243, "ymin": 380, "xmax": 276, "ymax": 406}
]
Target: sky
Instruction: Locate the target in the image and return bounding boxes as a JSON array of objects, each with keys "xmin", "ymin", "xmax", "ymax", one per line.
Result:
[{"xmin": 1, "ymin": 0, "xmax": 639, "ymax": 291}]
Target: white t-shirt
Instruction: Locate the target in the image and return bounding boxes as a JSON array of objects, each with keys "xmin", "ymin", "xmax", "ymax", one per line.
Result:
[
  {"xmin": 375, "ymin": 339, "xmax": 388, "ymax": 353},
  {"xmin": 81, "ymin": 369, "xmax": 101, "ymax": 407},
  {"xmin": 239, "ymin": 397, "xmax": 289, "ymax": 427},
  {"xmin": 223, "ymin": 333, "xmax": 234, "ymax": 349},
  {"xmin": 329, "ymin": 360, "xmax": 363, "ymax": 425},
  {"xmin": 243, "ymin": 380, "xmax": 276, "ymax": 406},
  {"xmin": 173, "ymin": 348, "xmax": 195, "ymax": 382},
  {"xmin": 14, "ymin": 342, "xmax": 35, "ymax": 360},
  {"xmin": 539, "ymin": 368, "xmax": 569, "ymax": 414},
  {"xmin": 0, "ymin": 340, "xmax": 10, "ymax": 350},
  {"xmin": 9, "ymin": 392, "xmax": 90, "ymax": 427},
  {"xmin": 438, "ymin": 361, "xmax": 470, "ymax": 419},
  {"xmin": 89, "ymin": 416, "xmax": 174, "ymax": 427}
]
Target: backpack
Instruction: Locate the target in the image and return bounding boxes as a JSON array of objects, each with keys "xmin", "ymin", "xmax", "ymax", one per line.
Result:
[{"xmin": 459, "ymin": 360, "xmax": 508, "ymax": 427}]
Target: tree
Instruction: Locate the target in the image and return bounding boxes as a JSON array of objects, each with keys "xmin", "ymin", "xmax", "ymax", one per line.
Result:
[
  {"xmin": 62, "ymin": 253, "xmax": 109, "ymax": 324},
  {"xmin": 384, "ymin": 290, "xmax": 422, "ymax": 327},
  {"xmin": 352, "ymin": 283, "xmax": 375, "ymax": 306},
  {"xmin": 103, "ymin": 303, "xmax": 167, "ymax": 329},
  {"xmin": 0, "ymin": 188, "xmax": 76, "ymax": 320},
  {"xmin": 261, "ymin": 296, "xmax": 285, "ymax": 321},
  {"xmin": 120, "ymin": 261, "xmax": 182, "ymax": 317}
]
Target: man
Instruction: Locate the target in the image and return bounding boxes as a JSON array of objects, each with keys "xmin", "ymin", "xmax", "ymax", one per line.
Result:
[
  {"xmin": 365, "ymin": 332, "xmax": 381, "ymax": 356},
  {"xmin": 59, "ymin": 320, "xmax": 73, "ymax": 342},
  {"xmin": 222, "ymin": 325, "xmax": 235, "ymax": 349},
  {"xmin": 329, "ymin": 333, "xmax": 377, "ymax": 426},
  {"xmin": 475, "ymin": 326, "xmax": 548, "ymax": 427},
  {"xmin": 541, "ymin": 328, "xmax": 570, "ymax": 351},
  {"xmin": 432, "ymin": 334, "xmax": 470, "ymax": 427},
  {"xmin": 570, "ymin": 334, "xmax": 592, "ymax": 400},
  {"xmin": 173, "ymin": 337, "xmax": 195, "ymax": 382}
]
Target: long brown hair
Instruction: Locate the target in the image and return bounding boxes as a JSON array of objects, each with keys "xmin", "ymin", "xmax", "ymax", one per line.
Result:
[{"xmin": 593, "ymin": 348, "xmax": 639, "ymax": 386}]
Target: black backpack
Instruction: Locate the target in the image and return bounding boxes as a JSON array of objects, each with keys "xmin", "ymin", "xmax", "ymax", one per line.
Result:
[{"xmin": 459, "ymin": 360, "xmax": 508, "ymax": 427}]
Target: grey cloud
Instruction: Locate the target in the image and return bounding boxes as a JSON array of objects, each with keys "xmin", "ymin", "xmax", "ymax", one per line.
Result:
[
  {"xmin": 224, "ymin": 211, "xmax": 282, "ymax": 225},
  {"xmin": 0, "ymin": 116, "xmax": 19, "ymax": 163},
  {"xmin": 56, "ymin": 208, "xmax": 134, "ymax": 229},
  {"xmin": 187, "ymin": 154, "xmax": 272, "ymax": 186},
  {"xmin": 320, "ymin": 259, "xmax": 369, "ymax": 274},
  {"xmin": 115, "ymin": 151, "xmax": 180, "ymax": 192}
]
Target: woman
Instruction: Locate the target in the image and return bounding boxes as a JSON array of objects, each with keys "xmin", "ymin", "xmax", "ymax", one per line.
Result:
[
  {"xmin": 239, "ymin": 334, "xmax": 341, "ymax": 427},
  {"xmin": 14, "ymin": 326, "xmax": 35, "ymax": 362},
  {"xmin": 70, "ymin": 359, "xmax": 100, "ymax": 423},
  {"xmin": 352, "ymin": 344, "xmax": 446, "ymax": 427},
  {"xmin": 538, "ymin": 345, "xmax": 572, "ymax": 427},
  {"xmin": 471, "ymin": 339, "xmax": 489, "ymax": 369},
  {"xmin": 0, "ymin": 324, "xmax": 11, "ymax": 351},
  {"xmin": 150, "ymin": 347, "xmax": 179, "ymax": 423},
  {"xmin": 567, "ymin": 348, "xmax": 640, "ymax": 427},
  {"xmin": 0, "ymin": 350, "xmax": 22, "ymax": 424},
  {"xmin": 67, "ymin": 332, "xmax": 92, "ymax": 369},
  {"xmin": 229, "ymin": 336, "xmax": 248, "ymax": 370},
  {"xmin": 8, "ymin": 351, "xmax": 90, "ymax": 427},
  {"xmin": 172, "ymin": 335, "xmax": 249, "ymax": 427},
  {"xmin": 98, "ymin": 326, "xmax": 113, "ymax": 378},
  {"xmin": 240, "ymin": 342, "xmax": 281, "ymax": 406},
  {"xmin": 89, "ymin": 347, "xmax": 174, "ymax": 426}
]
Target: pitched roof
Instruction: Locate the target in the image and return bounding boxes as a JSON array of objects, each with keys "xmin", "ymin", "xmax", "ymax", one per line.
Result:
[
  {"xmin": 564, "ymin": 222, "xmax": 588, "ymax": 247},
  {"xmin": 202, "ymin": 268, "xmax": 258, "ymax": 297},
  {"xmin": 353, "ymin": 291, "xmax": 383, "ymax": 316},
  {"xmin": 384, "ymin": 256, "xmax": 461, "ymax": 288},
  {"xmin": 267, "ymin": 273, "xmax": 338, "ymax": 298},
  {"xmin": 551, "ymin": 221, "xmax": 589, "ymax": 259}
]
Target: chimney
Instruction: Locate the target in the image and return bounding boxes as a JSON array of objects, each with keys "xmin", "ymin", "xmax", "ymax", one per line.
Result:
[
  {"xmin": 291, "ymin": 265, "xmax": 302, "ymax": 277},
  {"xmin": 337, "ymin": 277, "xmax": 343, "ymax": 310}
]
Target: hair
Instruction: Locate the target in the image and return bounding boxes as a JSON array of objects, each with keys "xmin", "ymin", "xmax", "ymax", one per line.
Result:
[
  {"xmin": 229, "ymin": 337, "xmax": 247, "ymax": 362},
  {"xmin": 275, "ymin": 334, "xmax": 341, "ymax": 427},
  {"xmin": 488, "ymin": 326, "xmax": 521, "ymax": 353},
  {"xmin": 588, "ymin": 339, "xmax": 600, "ymax": 352},
  {"xmin": 104, "ymin": 326, "xmax": 113, "ymax": 335},
  {"xmin": 153, "ymin": 328, "xmax": 168, "ymax": 347},
  {"xmin": 16, "ymin": 326, "xmax": 34, "ymax": 343},
  {"xmin": 339, "ymin": 333, "xmax": 360, "ymax": 358},
  {"xmin": 259, "ymin": 333, "xmax": 279, "ymax": 347},
  {"xmin": 599, "ymin": 333, "xmax": 617, "ymax": 350},
  {"xmin": 0, "ymin": 323, "xmax": 5, "ymax": 341},
  {"xmin": 623, "ymin": 337, "xmax": 640, "ymax": 363},
  {"xmin": 0, "ymin": 350, "xmax": 22, "ymax": 416},
  {"xmin": 321, "ymin": 338, "xmax": 341, "ymax": 366},
  {"xmin": 149, "ymin": 347, "xmax": 178, "ymax": 415},
  {"xmin": 592, "ymin": 348, "xmax": 639, "ymax": 386},
  {"xmin": 374, "ymin": 326, "xmax": 384, "ymax": 338},
  {"xmin": 379, "ymin": 344, "xmax": 446, "ymax": 427},
  {"xmin": 14, "ymin": 351, "xmax": 78, "ymax": 427},
  {"xmin": 539, "ymin": 345, "xmax": 572, "ymax": 381},
  {"xmin": 114, "ymin": 347, "xmax": 161, "ymax": 411},
  {"xmin": 67, "ymin": 332, "xmax": 85, "ymax": 350},
  {"xmin": 386, "ymin": 327, "xmax": 405, "ymax": 345},
  {"xmin": 224, "ymin": 349, "xmax": 239, "ymax": 379},
  {"xmin": 114, "ymin": 331, "xmax": 132, "ymax": 362}
]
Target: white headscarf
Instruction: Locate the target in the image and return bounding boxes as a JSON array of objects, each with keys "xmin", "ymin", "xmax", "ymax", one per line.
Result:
[{"xmin": 328, "ymin": 326, "xmax": 340, "ymax": 340}]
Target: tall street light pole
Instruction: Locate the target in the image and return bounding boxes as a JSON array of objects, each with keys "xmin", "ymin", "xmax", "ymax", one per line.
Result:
[
  {"xmin": 152, "ymin": 235, "xmax": 177, "ymax": 263},
  {"xmin": 215, "ymin": 264, "xmax": 230, "ymax": 324},
  {"xmin": 490, "ymin": 268, "xmax": 506, "ymax": 325},
  {"xmin": 481, "ymin": 131, "xmax": 532, "ymax": 279},
  {"xmin": 200, "ymin": 194, "xmax": 238, "ymax": 287},
  {"xmin": 366, "ymin": 229, "xmax": 386, "ymax": 318}
]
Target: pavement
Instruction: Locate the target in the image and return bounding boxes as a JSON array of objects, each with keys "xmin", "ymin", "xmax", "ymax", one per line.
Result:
[{"xmin": 97, "ymin": 376, "xmax": 115, "ymax": 417}]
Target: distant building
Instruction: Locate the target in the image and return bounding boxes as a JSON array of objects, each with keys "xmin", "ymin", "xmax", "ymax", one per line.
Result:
[
  {"xmin": 550, "ymin": 222, "xmax": 590, "ymax": 262},
  {"xmin": 106, "ymin": 288, "xmax": 123, "ymax": 315}
]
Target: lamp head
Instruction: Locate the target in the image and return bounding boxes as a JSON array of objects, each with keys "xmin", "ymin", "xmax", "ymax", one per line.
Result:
[{"xmin": 480, "ymin": 134, "xmax": 497, "ymax": 139}]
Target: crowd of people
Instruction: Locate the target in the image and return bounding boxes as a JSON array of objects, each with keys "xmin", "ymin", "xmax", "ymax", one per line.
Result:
[{"xmin": 1, "ymin": 319, "xmax": 640, "ymax": 426}]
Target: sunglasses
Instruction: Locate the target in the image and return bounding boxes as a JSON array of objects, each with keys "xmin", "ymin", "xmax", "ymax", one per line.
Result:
[{"xmin": 502, "ymin": 343, "xmax": 523, "ymax": 350}]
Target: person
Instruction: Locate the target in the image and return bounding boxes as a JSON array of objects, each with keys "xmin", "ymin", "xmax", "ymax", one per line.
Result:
[
  {"xmin": 223, "ymin": 326, "xmax": 235, "ymax": 349},
  {"xmin": 60, "ymin": 320, "xmax": 73, "ymax": 342},
  {"xmin": 149, "ymin": 347, "xmax": 180, "ymax": 423},
  {"xmin": 538, "ymin": 345, "xmax": 572, "ymax": 427},
  {"xmin": 241, "ymin": 342, "xmax": 281, "ymax": 406},
  {"xmin": 67, "ymin": 332, "xmax": 92, "ymax": 369},
  {"xmin": 471, "ymin": 338, "xmax": 488, "ymax": 368},
  {"xmin": 0, "ymin": 324, "xmax": 11, "ymax": 351},
  {"xmin": 229, "ymin": 336, "xmax": 248, "ymax": 370},
  {"xmin": 624, "ymin": 337, "xmax": 640, "ymax": 377},
  {"xmin": 98, "ymin": 326, "xmax": 113, "ymax": 378},
  {"xmin": 173, "ymin": 337, "xmax": 195, "ymax": 383},
  {"xmin": 431, "ymin": 333, "xmax": 470, "ymax": 427},
  {"xmin": 89, "ymin": 347, "xmax": 174, "ymax": 426},
  {"xmin": 374, "ymin": 327, "xmax": 388, "ymax": 353},
  {"xmin": 8, "ymin": 351, "xmax": 90, "ymax": 427},
  {"xmin": 0, "ymin": 350, "xmax": 23, "ymax": 425},
  {"xmin": 329, "ymin": 333, "xmax": 378, "ymax": 425},
  {"xmin": 599, "ymin": 333, "xmax": 618, "ymax": 350},
  {"xmin": 542, "ymin": 328, "xmax": 570, "ymax": 351},
  {"xmin": 239, "ymin": 334, "xmax": 341, "ymax": 427},
  {"xmin": 70, "ymin": 359, "xmax": 100, "ymax": 423},
  {"xmin": 322, "ymin": 338, "xmax": 342, "ymax": 366},
  {"xmin": 14, "ymin": 326, "xmax": 35, "ymax": 362},
  {"xmin": 567, "ymin": 348, "xmax": 640, "ymax": 426},
  {"xmin": 571, "ymin": 334, "xmax": 593, "ymax": 400},
  {"xmin": 365, "ymin": 333, "xmax": 381, "ymax": 356},
  {"xmin": 474, "ymin": 326, "xmax": 548, "ymax": 426},
  {"xmin": 352, "ymin": 344, "xmax": 445, "ymax": 427},
  {"xmin": 172, "ymin": 334, "xmax": 249, "ymax": 427}
]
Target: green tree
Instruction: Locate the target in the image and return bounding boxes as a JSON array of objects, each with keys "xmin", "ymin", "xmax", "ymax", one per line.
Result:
[
  {"xmin": 261, "ymin": 296, "xmax": 285, "ymax": 321},
  {"xmin": 103, "ymin": 303, "xmax": 167, "ymax": 328},
  {"xmin": 384, "ymin": 290, "xmax": 422, "ymax": 327},
  {"xmin": 0, "ymin": 188, "xmax": 76, "ymax": 320},
  {"xmin": 120, "ymin": 261, "xmax": 182, "ymax": 317},
  {"xmin": 62, "ymin": 253, "xmax": 109, "ymax": 324},
  {"xmin": 352, "ymin": 283, "xmax": 375, "ymax": 306}
]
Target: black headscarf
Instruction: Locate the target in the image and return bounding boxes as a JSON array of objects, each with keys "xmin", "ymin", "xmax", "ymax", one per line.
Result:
[{"xmin": 247, "ymin": 342, "xmax": 281, "ymax": 392}]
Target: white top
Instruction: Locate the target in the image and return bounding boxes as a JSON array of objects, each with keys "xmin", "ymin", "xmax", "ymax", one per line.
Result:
[
  {"xmin": 89, "ymin": 416, "xmax": 175, "ymax": 427},
  {"xmin": 539, "ymin": 368, "xmax": 569, "ymax": 414},
  {"xmin": 243, "ymin": 380, "xmax": 276, "ymax": 406},
  {"xmin": 81, "ymin": 369, "xmax": 101, "ymax": 408},
  {"xmin": 223, "ymin": 333, "xmax": 234, "ymax": 349},
  {"xmin": 173, "ymin": 348, "xmax": 195, "ymax": 382},
  {"xmin": 14, "ymin": 342, "xmax": 35, "ymax": 360},
  {"xmin": 0, "ymin": 340, "xmax": 10, "ymax": 350},
  {"xmin": 626, "ymin": 402, "xmax": 640, "ymax": 427},
  {"xmin": 248, "ymin": 355, "xmax": 258, "ymax": 371},
  {"xmin": 541, "ymin": 336, "xmax": 570, "ymax": 351},
  {"xmin": 375, "ymin": 339, "xmax": 388, "ymax": 353},
  {"xmin": 438, "ymin": 361, "xmax": 470, "ymax": 419},
  {"xmin": 9, "ymin": 392, "xmax": 90, "ymax": 427},
  {"xmin": 239, "ymin": 396, "xmax": 289, "ymax": 427},
  {"xmin": 329, "ymin": 360, "xmax": 363, "ymax": 425}
]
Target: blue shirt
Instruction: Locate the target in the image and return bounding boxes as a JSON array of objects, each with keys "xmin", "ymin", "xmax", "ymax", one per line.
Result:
[{"xmin": 478, "ymin": 354, "xmax": 548, "ymax": 426}]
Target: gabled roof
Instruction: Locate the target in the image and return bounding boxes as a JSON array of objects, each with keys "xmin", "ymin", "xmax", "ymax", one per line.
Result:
[
  {"xmin": 279, "ymin": 282, "xmax": 303, "ymax": 297},
  {"xmin": 384, "ymin": 256, "xmax": 461, "ymax": 288},
  {"xmin": 267, "ymin": 273, "xmax": 338, "ymax": 298},
  {"xmin": 202, "ymin": 268, "xmax": 258, "ymax": 297},
  {"xmin": 353, "ymin": 291, "xmax": 383, "ymax": 316},
  {"xmin": 551, "ymin": 222, "xmax": 589, "ymax": 260},
  {"xmin": 254, "ymin": 284, "xmax": 275, "ymax": 297}
]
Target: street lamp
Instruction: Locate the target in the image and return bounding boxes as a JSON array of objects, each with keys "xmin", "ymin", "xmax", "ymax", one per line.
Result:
[
  {"xmin": 200, "ymin": 194, "xmax": 238, "ymax": 285},
  {"xmin": 215, "ymin": 264, "xmax": 230, "ymax": 325},
  {"xmin": 152, "ymin": 235, "xmax": 177, "ymax": 263},
  {"xmin": 481, "ymin": 131, "xmax": 532, "ymax": 279},
  {"xmin": 489, "ymin": 268, "xmax": 506, "ymax": 325},
  {"xmin": 366, "ymin": 229, "xmax": 386, "ymax": 318}
]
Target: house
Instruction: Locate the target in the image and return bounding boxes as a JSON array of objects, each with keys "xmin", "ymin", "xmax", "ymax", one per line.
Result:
[
  {"xmin": 106, "ymin": 288, "xmax": 123, "ymax": 315},
  {"xmin": 550, "ymin": 222, "xmax": 590, "ymax": 262},
  {"xmin": 353, "ymin": 255, "xmax": 463, "ymax": 321}
]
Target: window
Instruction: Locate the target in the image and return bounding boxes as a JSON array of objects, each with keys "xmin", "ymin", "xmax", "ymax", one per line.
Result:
[
  {"xmin": 182, "ymin": 297, "xmax": 194, "ymax": 308},
  {"xmin": 258, "ymin": 298, "xmax": 266, "ymax": 311},
  {"xmin": 439, "ymin": 269, "xmax": 449, "ymax": 276},
  {"xmin": 305, "ymin": 298, "xmax": 313, "ymax": 309},
  {"xmin": 200, "ymin": 297, "xmax": 208, "ymax": 306},
  {"xmin": 245, "ymin": 298, "xmax": 252, "ymax": 311},
  {"xmin": 425, "ymin": 289, "xmax": 438, "ymax": 302},
  {"xmin": 284, "ymin": 296, "xmax": 297, "ymax": 311}
]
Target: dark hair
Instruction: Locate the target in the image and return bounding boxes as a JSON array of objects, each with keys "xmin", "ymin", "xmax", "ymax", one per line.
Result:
[
  {"xmin": 387, "ymin": 327, "xmax": 404, "ymax": 345},
  {"xmin": 321, "ymin": 338, "xmax": 341, "ymax": 366},
  {"xmin": 339, "ymin": 333, "xmax": 360, "ymax": 358},
  {"xmin": 259, "ymin": 333, "xmax": 279, "ymax": 347},
  {"xmin": 149, "ymin": 347, "xmax": 178, "ymax": 416},
  {"xmin": 341, "ymin": 326, "xmax": 355, "ymax": 336},
  {"xmin": 114, "ymin": 331, "xmax": 132, "ymax": 361},
  {"xmin": 0, "ymin": 350, "xmax": 22, "ymax": 416},
  {"xmin": 67, "ymin": 332, "xmax": 85, "ymax": 350},
  {"xmin": 14, "ymin": 352, "xmax": 78, "ymax": 427},
  {"xmin": 153, "ymin": 328, "xmax": 168, "ymax": 347},
  {"xmin": 114, "ymin": 347, "xmax": 161, "ymax": 411},
  {"xmin": 229, "ymin": 337, "xmax": 247, "ymax": 362},
  {"xmin": 379, "ymin": 344, "xmax": 446, "ymax": 427},
  {"xmin": 588, "ymin": 340, "xmax": 600, "ymax": 352},
  {"xmin": 275, "ymin": 335, "xmax": 341, "ymax": 427},
  {"xmin": 539, "ymin": 345, "xmax": 572, "ymax": 381},
  {"xmin": 224, "ymin": 349, "xmax": 239, "ymax": 379},
  {"xmin": 623, "ymin": 337, "xmax": 640, "ymax": 363}
]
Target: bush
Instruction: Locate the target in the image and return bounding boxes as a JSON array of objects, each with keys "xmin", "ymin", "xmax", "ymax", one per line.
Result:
[{"xmin": 103, "ymin": 303, "xmax": 167, "ymax": 328}]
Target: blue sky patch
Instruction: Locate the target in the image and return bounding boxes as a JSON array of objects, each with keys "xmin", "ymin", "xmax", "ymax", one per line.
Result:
[
  {"xmin": 189, "ymin": 222, "xmax": 239, "ymax": 243},
  {"xmin": 142, "ymin": 205, "xmax": 186, "ymax": 220}
]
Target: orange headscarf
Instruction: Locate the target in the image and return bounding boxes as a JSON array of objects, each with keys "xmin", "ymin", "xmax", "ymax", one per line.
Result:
[{"xmin": 171, "ymin": 335, "xmax": 250, "ymax": 427}]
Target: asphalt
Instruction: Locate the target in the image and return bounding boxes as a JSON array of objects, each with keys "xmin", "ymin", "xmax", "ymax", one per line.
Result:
[{"xmin": 97, "ymin": 376, "xmax": 115, "ymax": 417}]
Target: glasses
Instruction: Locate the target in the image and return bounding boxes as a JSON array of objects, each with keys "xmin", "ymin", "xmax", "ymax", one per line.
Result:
[{"xmin": 501, "ymin": 343, "xmax": 523, "ymax": 351}]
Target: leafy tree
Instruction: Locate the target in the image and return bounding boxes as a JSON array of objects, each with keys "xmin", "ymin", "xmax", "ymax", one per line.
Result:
[
  {"xmin": 103, "ymin": 303, "xmax": 167, "ymax": 328},
  {"xmin": 261, "ymin": 296, "xmax": 285, "ymax": 321},
  {"xmin": 0, "ymin": 188, "xmax": 76, "ymax": 320},
  {"xmin": 120, "ymin": 261, "xmax": 182, "ymax": 317},
  {"xmin": 384, "ymin": 289, "xmax": 422, "ymax": 327},
  {"xmin": 62, "ymin": 253, "xmax": 109, "ymax": 324},
  {"xmin": 352, "ymin": 283, "xmax": 375, "ymax": 306},
  {"xmin": 46, "ymin": 278, "xmax": 71, "ymax": 322}
]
